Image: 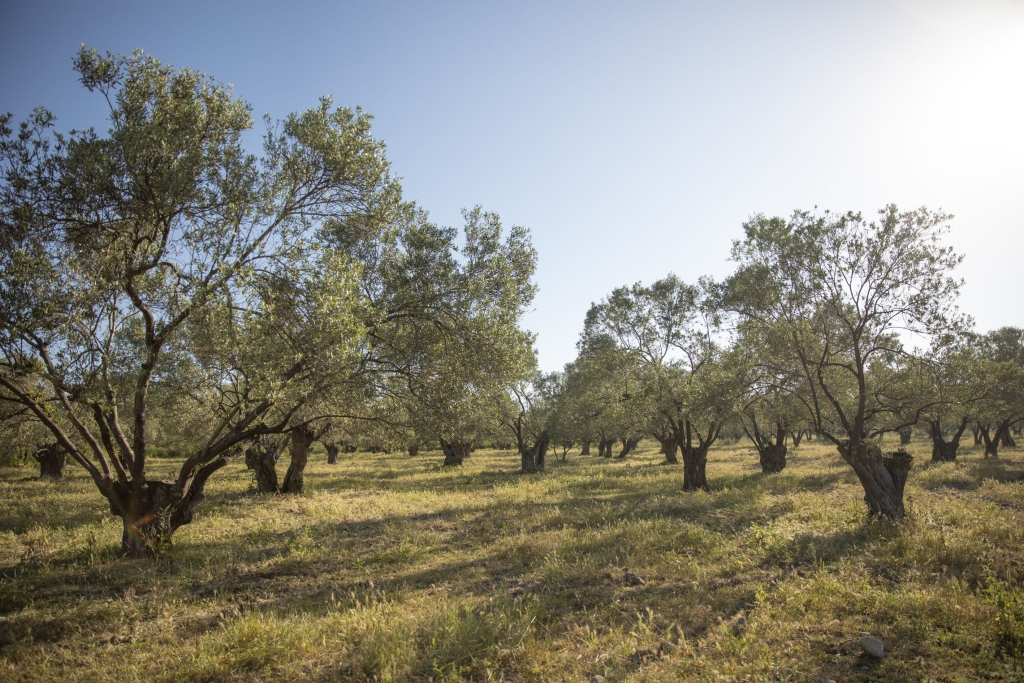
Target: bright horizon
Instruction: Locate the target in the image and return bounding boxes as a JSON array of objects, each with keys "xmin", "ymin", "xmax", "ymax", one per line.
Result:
[{"xmin": 3, "ymin": 0, "xmax": 1022, "ymax": 371}]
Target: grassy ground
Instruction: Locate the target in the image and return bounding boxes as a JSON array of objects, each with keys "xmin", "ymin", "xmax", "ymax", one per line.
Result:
[{"xmin": 1, "ymin": 437, "xmax": 1023, "ymax": 682}]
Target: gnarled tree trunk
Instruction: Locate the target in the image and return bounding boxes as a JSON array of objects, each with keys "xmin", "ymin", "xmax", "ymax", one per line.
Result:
[
  {"xmin": 281, "ymin": 424, "xmax": 316, "ymax": 493},
  {"xmin": 614, "ymin": 436, "xmax": 640, "ymax": 459},
  {"xmin": 598, "ymin": 436, "xmax": 615, "ymax": 458},
  {"xmin": 32, "ymin": 443, "xmax": 67, "ymax": 478},
  {"xmin": 746, "ymin": 419, "xmax": 787, "ymax": 473},
  {"xmin": 653, "ymin": 432, "xmax": 679, "ymax": 464},
  {"xmin": 930, "ymin": 417, "xmax": 968, "ymax": 462},
  {"xmin": 840, "ymin": 441, "xmax": 912, "ymax": 520},
  {"xmin": 520, "ymin": 431, "xmax": 550, "ymax": 473},
  {"xmin": 104, "ymin": 451, "xmax": 233, "ymax": 557},
  {"xmin": 408, "ymin": 442, "xmax": 420, "ymax": 457},
  {"xmin": 580, "ymin": 441, "xmax": 591, "ymax": 456},
  {"xmin": 789, "ymin": 430, "xmax": 804, "ymax": 448},
  {"xmin": 440, "ymin": 439, "xmax": 472, "ymax": 466},
  {"xmin": 325, "ymin": 442, "xmax": 340, "ymax": 464},
  {"xmin": 245, "ymin": 438, "xmax": 285, "ymax": 494},
  {"xmin": 681, "ymin": 443, "xmax": 709, "ymax": 491},
  {"xmin": 979, "ymin": 420, "xmax": 1014, "ymax": 458},
  {"xmin": 898, "ymin": 426, "xmax": 913, "ymax": 446}
]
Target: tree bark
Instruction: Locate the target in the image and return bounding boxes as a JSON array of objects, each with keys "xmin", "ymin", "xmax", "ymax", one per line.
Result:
[
  {"xmin": 325, "ymin": 442, "xmax": 339, "ymax": 464},
  {"xmin": 746, "ymin": 420, "xmax": 787, "ymax": 473},
  {"xmin": 971, "ymin": 424, "xmax": 982, "ymax": 446},
  {"xmin": 839, "ymin": 442, "xmax": 912, "ymax": 520},
  {"xmin": 789, "ymin": 430, "xmax": 804, "ymax": 448},
  {"xmin": 898, "ymin": 426, "xmax": 913, "ymax": 446},
  {"xmin": 245, "ymin": 439, "xmax": 283, "ymax": 494},
  {"xmin": 653, "ymin": 432, "xmax": 679, "ymax": 464},
  {"xmin": 598, "ymin": 436, "xmax": 615, "ymax": 458},
  {"xmin": 930, "ymin": 417, "xmax": 968, "ymax": 462},
  {"xmin": 580, "ymin": 441, "xmax": 591, "ymax": 456},
  {"xmin": 681, "ymin": 443, "xmax": 709, "ymax": 491},
  {"xmin": 32, "ymin": 443, "xmax": 67, "ymax": 478},
  {"xmin": 520, "ymin": 431, "xmax": 550, "ymax": 473},
  {"xmin": 614, "ymin": 436, "xmax": 640, "ymax": 459},
  {"xmin": 106, "ymin": 458, "xmax": 228, "ymax": 557},
  {"xmin": 281, "ymin": 424, "xmax": 316, "ymax": 493},
  {"xmin": 760, "ymin": 443, "xmax": 787, "ymax": 473},
  {"xmin": 979, "ymin": 420, "xmax": 1014, "ymax": 458},
  {"xmin": 440, "ymin": 439, "xmax": 472, "ymax": 466},
  {"xmin": 408, "ymin": 442, "xmax": 419, "ymax": 457}
]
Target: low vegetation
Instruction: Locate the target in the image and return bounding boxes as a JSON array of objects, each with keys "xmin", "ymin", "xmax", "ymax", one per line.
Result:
[{"xmin": 2, "ymin": 437, "xmax": 1022, "ymax": 682}]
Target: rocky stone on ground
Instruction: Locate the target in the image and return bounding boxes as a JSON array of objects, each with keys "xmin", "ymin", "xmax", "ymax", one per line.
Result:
[{"xmin": 860, "ymin": 635, "xmax": 884, "ymax": 659}]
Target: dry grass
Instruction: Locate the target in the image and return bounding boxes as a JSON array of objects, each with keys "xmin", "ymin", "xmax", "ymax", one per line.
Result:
[{"xmin": 1, "ymin": 437, "xmax": 1023, "ymax": 682}]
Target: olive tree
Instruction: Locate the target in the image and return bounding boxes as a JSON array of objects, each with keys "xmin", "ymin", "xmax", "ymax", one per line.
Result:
[
  {"xmin": 583, "ymin": 275, "xmax": 737, "ymax": 488},
  {"xmin": 726, "ymin": 206, "xmax": 965, "ymax": 520},
  {"xmin": 0, "ymin": 48, "xmax": 392, "ymax": 554}
]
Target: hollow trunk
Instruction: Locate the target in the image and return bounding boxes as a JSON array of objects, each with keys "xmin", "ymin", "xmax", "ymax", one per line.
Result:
[
  {"xmin": 840, "ymin": 441, "xmax": 911, "ymax": 520},
  {"xmin": 440, "ymin": 439, "xmax": 472, "ymax": 466},
  {"xmin": 245, "ymin": 440, "xmax": 283, "ymax": 494},
  {"xmin": 614, "ymin": 436, "xmax": 640, "ymax": 459},
  {"xmin": 280, "ymin": 425, "xmax": 316, "ymax": 494},
  {"xmin": 898, "ymin": 426, "xmax": 913, "ymax": 446},
  {"xmin": 930, "ymin": 417, "xmax": 968, "ymax": 463},
  {"xmin": 408, "ymin": 442, "xmax": 420, "ymax": 457},
  {"xmin": 681, "ymin": 443, "xmax": 709, "ymax": 491},
  {"xmin": 33, "ymin": 443, "xmax": 67, "ymax": 478},
  {"xmin": 520, "ymin": 431, "xmax": 550, "ymax": 473},
  {"xmin": 580, "ymin": 441, "xmax": 591, "ymax": 456},
  {"xmin": 325, "ymin": 442, "xmax": 340, "ymax": 464}
]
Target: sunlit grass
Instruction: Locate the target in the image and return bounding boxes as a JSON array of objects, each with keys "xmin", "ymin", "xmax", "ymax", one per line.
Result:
[{"xmin": 1, "ymin": 437, "xmax": 1022, "ymax": 681}]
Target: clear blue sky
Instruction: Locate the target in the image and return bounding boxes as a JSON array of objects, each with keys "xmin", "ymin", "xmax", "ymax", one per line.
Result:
[{"xmin": 3, "ymin": 1, "xmax": 1023, "ymax": 371}]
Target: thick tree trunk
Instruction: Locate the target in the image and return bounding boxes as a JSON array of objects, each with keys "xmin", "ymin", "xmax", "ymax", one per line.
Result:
[
  {"xmin": 408, "ymin": 442, "xmax": 420, "ymax": 457},
  {"xmin": 760, "ymin": 444, "xmax": 787, "ymax": 473},
  {"xmin": 971, "ymin": 424, "xmax": 982, "ymax": 446},
  {"xmin": 663, "ymin": 438, "xmax": 679, "ymax": 464},
  {"xmin": 1001, "ymin": 430, "xmax": 1017, "ymax": 448},
  {"xmin": 840, "ymin": 442, "xmax": 912, "ymax": 520},
  {"xmin": 32, "ymin": 443, "xmax": 67, "ymax": 478},
  {"xmin": 245, "ymin": 439, "xmax": 283, "ymax": 493},
  {"xmin": 789, "ymin": 430, "xmax": 804, "ymax": 448},
  {"xmin": 898, "ymin": 426, "xmax": 913, "ymax": 446},
  {"xmin": 930, "ymin": 417, "xmax": 968, "ymax": 462},
  {"xmin": 653, "ymin": 433, "xmax": 679, "ymax": 464},
  {"xmin": 281, "ymin": 425, "xmax": 316, "ymax": 494},
  {"xmin": 520, "ymin": 431, "xmax": 550, "ymax": 473},
  {"xmin": 598, "ymin": 437, "xmax": 614, "ymax": 458},
  {"xmin": 614, "ymin": 436, "xmax": 640, "ymax": 459},
  {"xmin": 440, "ymin": 439, "xmax": 472, "ymax": 466},
  {"xmin": 747, "ymin": 421, "xmax": 787, "ymax": 473},
  {"xmin": 106, "ymin": 468, "xmax": 223, "ymax": 557},
  {"xmin": 325, "ymin": 442, "xmax": 339, "ymax": 464},
  {"xmin": 681, "ymin": 444, "xmax": 709, "ymax": 491},
  {"xmin": 580, "ymin": 441, "xmax": 591, "ymax": 456}
]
